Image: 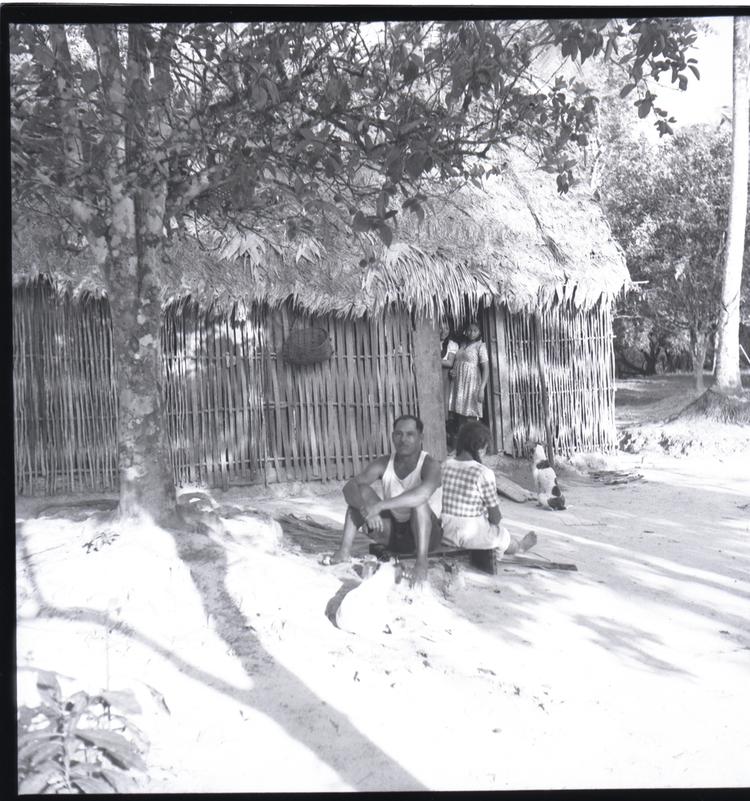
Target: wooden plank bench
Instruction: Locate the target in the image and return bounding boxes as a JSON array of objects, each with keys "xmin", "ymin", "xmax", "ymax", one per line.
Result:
[{"xmin": 369, "ymin": 543, "xmax": 578, "ymax": 574}]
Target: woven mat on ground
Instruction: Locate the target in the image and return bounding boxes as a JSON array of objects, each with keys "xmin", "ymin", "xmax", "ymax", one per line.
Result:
[
  {"xmin": 276, "ymin": 513, "xmax": 576, "ymax": 571},
  {"xmin": 276, "ymin": 512, "xmax": 348, "ymax": 555}
]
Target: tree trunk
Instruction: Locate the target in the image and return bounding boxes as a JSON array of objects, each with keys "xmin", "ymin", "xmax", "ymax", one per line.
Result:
[
  {"xmin": 105, "ymin": 170, "xmax": 176, "ymax": 521},
  {"xmin": 692, "ymin": 331, "xmax": 708, "ymax": 393},
  {"xmin": 641, "ymin": 344, "xmax": 660, "ymax": 375},
  {"xmin": 715, "ymin": 16, "xmax": 750, "ymax": 394},
  {"xmin": 109, "ymin": 261, "xmax": 175, "ymax": 521},
  {"xmin": 96, "ymin": 23, "xmax": 176, "ymax": 523}
]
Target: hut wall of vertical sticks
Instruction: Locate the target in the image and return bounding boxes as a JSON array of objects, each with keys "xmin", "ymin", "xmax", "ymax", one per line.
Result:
[
  {"xmin": 13, "ymin": 279, "xmax": 420, "ymax": 494},
  {"xmin": 13, "ymin": 277, "xmax": 119, "ymax": 496},
  {"xmin": 162, "ymin": 298, "xmax": 418, "ymax": 489},
  {"xmin": 13, "ymin": 146, "xmax": 630, "ymax": 496},
  {"xmin": 483, "ymin": 300, "xmax": 617, "ymax": 458},
  {"xmin": 14, "ymin": 282, "xmax": 618, "ymax": 496}
]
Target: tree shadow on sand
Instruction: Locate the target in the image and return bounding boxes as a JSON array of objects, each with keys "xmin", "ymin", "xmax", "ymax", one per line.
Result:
[
  {"xmin": 16, "ymin": 520, "xmax": 426, "ymax": 792},
  {"xmin": 435, "ymin": 470, "xmax": 750, "ymax": 677}
]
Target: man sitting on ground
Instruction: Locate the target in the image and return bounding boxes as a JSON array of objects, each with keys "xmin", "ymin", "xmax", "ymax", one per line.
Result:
[{"xmin": 330, "ymin": 414, "xmax": 442, "ymax": 586}]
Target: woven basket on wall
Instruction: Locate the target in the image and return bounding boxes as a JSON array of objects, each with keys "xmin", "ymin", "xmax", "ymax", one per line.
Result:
[{"xmin": 281, "ymin": 326, "xmax": 333, "ymax": 366}]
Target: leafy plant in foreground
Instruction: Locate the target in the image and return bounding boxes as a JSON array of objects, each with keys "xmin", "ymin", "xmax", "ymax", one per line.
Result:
[{"xmin": 18, "ymin": 670, "xmax": 148, "ymax": 794}]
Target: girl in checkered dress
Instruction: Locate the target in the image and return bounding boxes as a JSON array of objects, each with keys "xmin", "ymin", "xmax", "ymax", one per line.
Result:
[{"xmin": 441, "ymin": 422, "xmax": 537, "ymax": 559}]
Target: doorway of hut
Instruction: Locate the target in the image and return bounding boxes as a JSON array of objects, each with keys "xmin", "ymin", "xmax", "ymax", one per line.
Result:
[{"xmin": 439, "ymin": 299, "xmax": 512, "ymax": 458}]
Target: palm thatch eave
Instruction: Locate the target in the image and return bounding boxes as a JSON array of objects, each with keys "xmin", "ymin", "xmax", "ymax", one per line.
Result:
[{"xmin": 12, "ymin": 148, "xmax": 629, "ymax": 320}]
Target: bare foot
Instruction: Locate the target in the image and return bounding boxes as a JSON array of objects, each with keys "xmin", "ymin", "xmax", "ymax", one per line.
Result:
[
  {"xmin": 327, "ymin": 550, "xmax": 352, "ymax": 565},
  {"xmin": 517, "ymin": 531, "xmax": 537, "ymax": 553},
  {"xmin": 503, "ymin": 531, "xmax": 537, "ymax": 557},
  {"xmin": 411, "ymin": 561, "xmax": 429, "ymax": 589}
]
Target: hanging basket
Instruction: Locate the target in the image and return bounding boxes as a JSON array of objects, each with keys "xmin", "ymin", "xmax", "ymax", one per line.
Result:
[{"xmin": 281, "ymin": 326, "xmax": 333, "ymax": 366}]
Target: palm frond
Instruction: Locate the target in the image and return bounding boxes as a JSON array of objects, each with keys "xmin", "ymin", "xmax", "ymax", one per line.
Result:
[{"xmin": 12, "ymin": 146, "xmax": 628, "ymax": 317}]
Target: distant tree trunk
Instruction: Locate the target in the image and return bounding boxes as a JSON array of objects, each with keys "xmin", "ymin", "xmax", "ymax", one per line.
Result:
[
  {"xmin": 664, "ymin": 348, "xmax": 681, "ymax": 374},
  {"xmin": 711, "ymin": 330, "xmax": 718, "ymax": 374},
  {"xmin": 641, "ymin": 332, "xmax": 661, "ymax": 375},
  {"xmin": 691, "ymin": 330, "xmax": 709, "ymax": 393},
  {"xmin": 615, "ymin": 346, "xmax": 647, "ymax": 376},
  {"xmin": 715, "ymin": 16, "xmax": 749, "ymax": 394}
]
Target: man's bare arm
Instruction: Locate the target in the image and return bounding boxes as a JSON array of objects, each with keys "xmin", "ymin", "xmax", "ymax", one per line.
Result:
[{"xmin": 342, "ymin": 457, "xmax": 389, "ymax": 510}]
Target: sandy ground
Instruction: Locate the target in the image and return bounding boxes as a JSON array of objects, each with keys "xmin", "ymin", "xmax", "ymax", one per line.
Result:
[{"xmin": 15, "ymin": 375, "xmax": 750, "ymax": 792}]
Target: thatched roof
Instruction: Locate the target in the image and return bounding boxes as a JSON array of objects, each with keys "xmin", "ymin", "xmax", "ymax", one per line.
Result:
[{"xmin": 12, "ymin": 146, "xmax": 628, "ymax": 320}]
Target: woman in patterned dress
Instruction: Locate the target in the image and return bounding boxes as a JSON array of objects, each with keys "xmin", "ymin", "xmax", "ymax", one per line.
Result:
[{"xmin": 448, "ymin": 321, "xmax": 489, "ymax": 431}]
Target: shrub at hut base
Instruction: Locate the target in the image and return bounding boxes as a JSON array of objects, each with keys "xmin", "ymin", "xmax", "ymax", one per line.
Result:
[{"xmin": 18, "ymin": 671, "xmax": 148, "ymax": 794}]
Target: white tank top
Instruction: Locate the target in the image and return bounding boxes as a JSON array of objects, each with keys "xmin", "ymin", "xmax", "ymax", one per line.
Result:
[{"xmin": 382, "ymin": 450, "xmax": 428, "ymax": 523}]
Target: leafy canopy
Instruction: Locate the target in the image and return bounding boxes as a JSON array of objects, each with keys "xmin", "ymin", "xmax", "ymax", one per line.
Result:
[
  {"xmin": 10, "ymin": 18, "xmax": 699, "ymax": 253},
  {"xmin": 601, "ymin": 124, "xmax": 739, "ymax": 353}
]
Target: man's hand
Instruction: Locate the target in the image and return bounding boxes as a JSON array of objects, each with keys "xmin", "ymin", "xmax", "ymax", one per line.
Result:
[
  {"xmin": 362, "ymin": 500, "xmax": 383, "ymax": 532},
  {"xmin": 364, "ymin": 513, "xmax": 383, "ymax": 533},
  {"xmin": 360, "ymin": 500, "xmax": 382, "ymax": 533}
]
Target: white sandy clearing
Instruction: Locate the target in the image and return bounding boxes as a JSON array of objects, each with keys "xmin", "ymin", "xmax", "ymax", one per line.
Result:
[{"xmin": 16, "ymin": 444, "xmax": 750, "ymax": 793}]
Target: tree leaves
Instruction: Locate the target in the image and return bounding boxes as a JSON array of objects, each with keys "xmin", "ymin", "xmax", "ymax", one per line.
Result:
[
  {"xmin": 637, "ymin": 98, "xmax": 652, "ymax": 118},
  {"xmin": 71, "ymin": 774, "xmax": 114, "ymax": 793},
  {"xmin": 377, "ymin": 222, "xmax": 393, "ymax": 247},
  {"xmin": 18, "ymin": 672, "xmax": 149, "ymax": 796},
  {"xmin": 599, "ymin": 124, "xmax": 733, "ymax": 358},
  {"xmin": 99, "ymin": 688, "xmax": 142, "ymax": 715},
  {"xmin": 402, "ymin": 197, "xmax": 425, "ymax": 224},
  {"xmin": 352, "ymin": 210, "xmax": 369, "ymax": 233},
  {"xmin": 18, "ymin": 768, "xmax": 61, "ymax": 794},
  {"xmin": 405, "ymin": 150, "xmax": 427, "ymax": 179},
  {"xmin": 36, "ymin": 670, "xmax": 62, "ymax": 708},
  {"xmin": 75, "ymin": 728, "xmax": 147, "ymax": 771},
  {"xmin": 11, "ymin": 18, "xmax": 701, "ymax": 260},
  {"xmin": 251, "ymin": 83, "xmax": 268, "ymax": 109},
  {"xmin": 81, "ymin": 69, "xmax": 99, "ymax": 93},
  {"xmin": 33, "ymin": 43, "xmax": 56, "ymax": 68}
]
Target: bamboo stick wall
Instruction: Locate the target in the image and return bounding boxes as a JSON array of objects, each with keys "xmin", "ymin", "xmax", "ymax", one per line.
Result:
[
  {"xmin": 14, "ymin": 285, "xmax": 418, "ymax": 494},
  {"xmin": 260, "ymin": 304, "xmax": 418, "ymax": 482},
  {"xmin": 161, "ymin": 299, "xmax": 267, "ymax": 489},
  {"xmin": 13, "ymin": 280, "xmax": 118, "ymax": 495},
  {"xmin": 497, "ymin": 299, "xmax": 617, "ymax": 457},
  {"xmin": 161, "ymin": 300, "xmax": 418, "ymax": 486},
  {"xmin": 14, "ymin": 283, "xmax": 615, "ymax": 496}
]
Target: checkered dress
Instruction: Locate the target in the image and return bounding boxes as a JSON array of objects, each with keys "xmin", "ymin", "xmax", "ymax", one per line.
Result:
[{"xmin": 441, "ymin": 458, "xmax": 498, "ymax": 517}]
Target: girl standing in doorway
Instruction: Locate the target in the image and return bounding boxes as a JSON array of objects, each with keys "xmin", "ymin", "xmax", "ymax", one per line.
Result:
[{"xmin": 448, "ymin": 320, "xmax": 489, "ymax": 431}]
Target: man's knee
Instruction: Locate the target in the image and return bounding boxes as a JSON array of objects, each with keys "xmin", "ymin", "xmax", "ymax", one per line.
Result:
[
  {"xmin": 346, "ymin": 486, "xmax": 383, "ymax": 527},
  {"xmin": 410, "ymin": 503, "xmax": 432, "ymax": 526},
  {"xmin": 410, "ymin": 505, "xmax": 442, "ymax": 551},
  {"xmin": 358, "ymin": 485, "xmax": 382, "ymax": 505}
]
